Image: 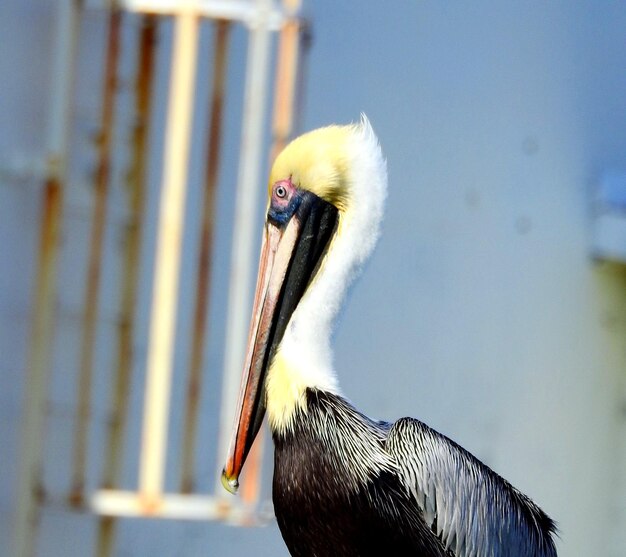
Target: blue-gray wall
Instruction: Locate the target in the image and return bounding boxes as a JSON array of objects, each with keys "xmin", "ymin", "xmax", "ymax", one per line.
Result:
[{"xmin": 2, "ymin": 2, "xmax": 626, "ymax": 556}]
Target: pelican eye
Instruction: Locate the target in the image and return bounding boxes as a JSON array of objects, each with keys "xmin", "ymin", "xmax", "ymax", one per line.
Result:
[{"xmin": 268, "ymin": 179, "xmax": 301, "ymax": 225}]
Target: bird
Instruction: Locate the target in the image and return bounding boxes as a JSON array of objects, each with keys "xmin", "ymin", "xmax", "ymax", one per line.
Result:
[{"xmin": 221, "ymin": 116, "xmax": 558, "ymax": 557}]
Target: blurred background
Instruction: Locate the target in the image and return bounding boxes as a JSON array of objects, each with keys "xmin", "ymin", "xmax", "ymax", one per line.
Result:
[{"xmin": 2, "ymin": 1, "xmax": 626, "ymax": 556}]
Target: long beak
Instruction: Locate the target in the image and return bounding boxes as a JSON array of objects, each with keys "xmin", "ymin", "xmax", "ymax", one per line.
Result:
[
  {"xmin": 221, "ymin": 218, "xmax": 300, "ymax": 494},
  {"xmin": 221, "ymin": 192, "xmax": 338, "ymax": 494}
]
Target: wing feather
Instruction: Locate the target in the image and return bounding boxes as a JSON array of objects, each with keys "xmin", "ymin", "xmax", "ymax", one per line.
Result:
[{"xmin": 386, "ymin": 418, "xmax": 557, "ymax": 557}]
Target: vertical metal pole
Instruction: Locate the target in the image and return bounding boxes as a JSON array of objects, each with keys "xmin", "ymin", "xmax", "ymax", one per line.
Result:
[
  {"xmin": 138, "ymin": 9, "xmax": 199, "ymax": 506},
  {"xmin": 270, "ymin": 3, "xmax": 301, "ymax": 161},
  {"xmin": 292, "ymin": 19, "xmax": 312, "ymax": 136},
  {"xmin": 96, "ymin": 14, "xmax": 157, "ymax": 557},
  {"xmin": 69, "ymin": 7, "xmax": 122, "ymax": 508},
  {"xmin": 15, "ymin": 1, "xmax": 80, "ymax": 555},
  {"xmin": 216, "ymin": 0, "xmax": 274, "ymax": 495},
  {"xmin": 240, "ymin": 427, "xmax": 265, "ymax": 505},
  {"xmin": 180, "ymin": 19, "xmax": 231, "ymax": 495}
]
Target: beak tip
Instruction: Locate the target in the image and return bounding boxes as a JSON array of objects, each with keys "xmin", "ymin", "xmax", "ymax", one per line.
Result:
[{"xmin": 221, "ymin": 468, "xmax": 240, "ymax": 495}]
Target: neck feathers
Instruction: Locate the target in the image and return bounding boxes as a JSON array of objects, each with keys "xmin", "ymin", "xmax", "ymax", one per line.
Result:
[{"xmin": 266, "ymin": 116, "xmax": 387, "ymax": 432}]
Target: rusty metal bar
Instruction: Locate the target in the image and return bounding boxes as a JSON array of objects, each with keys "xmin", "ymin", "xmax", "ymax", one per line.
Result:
[
  {"xmin": 119, "ymin": 0, "xmax": 284, "ymax": 28},
  {"xmin": 292, "ymin": 19, "xmax": 311, "ymax": 136},
  {"xmin": 180, "ymin": 19, "xmax": 231, "ymax": 495},
  {"xmin": 69, "ymin": 7, "xmax": 122, "ymax": 509},
  {"xmin": 269, "ymin": 12, "xmax": 301, "ymax": 161},
  {"xmin": 138, "ymin": 9, "xmax": 200, "ymax": 505},
  {"xmin": 14, "ymin": 1, "xmax": 81, "ymax": 555},
  {"xmin": 96, "ymin": 14, "xmax": 158, "ymax": 557},
  {"xmin": 240, "ymin": 427, "xmax": 265, "ymax": 505},
  {"xmin": 92, "ymin": 491, "xmax": 268, "ymax": 524}
]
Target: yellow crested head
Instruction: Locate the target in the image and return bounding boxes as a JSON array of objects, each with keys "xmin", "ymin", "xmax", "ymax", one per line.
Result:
[
  {"xmin": 262, "ymin": 117, "xmax": 387, "ymax": 432},
  {"xmin": 269, "ymin": 123, "xmax": 364, "ymax": 212}
]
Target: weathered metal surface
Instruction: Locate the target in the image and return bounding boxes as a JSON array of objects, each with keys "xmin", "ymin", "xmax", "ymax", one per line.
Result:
[
  {"xmin": 15, "ymin": 1, "xmax": 81, "ymax": 554},
  {"xmin": 69, "ymin": 7, "xmax": 122, "ymax": 509},
  {"xmin": 270, "ymin": 16, "xmax": 300, "ymax": 161},
  {"xmin": 96, "ymin": 14, "xmax": 158, "ymax": 557},
  {"xmin": 138, "ymin": 10, "xmax": 200, "ymax": 505},
  {"xmin": 180, "ymin": 19, "xmax": 231, "ymax": 495}
]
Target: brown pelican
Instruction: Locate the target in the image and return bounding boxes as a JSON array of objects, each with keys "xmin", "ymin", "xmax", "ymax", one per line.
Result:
[{"xmin": 222, "ymin": 117, "xmax": 557, "ymax": 556}]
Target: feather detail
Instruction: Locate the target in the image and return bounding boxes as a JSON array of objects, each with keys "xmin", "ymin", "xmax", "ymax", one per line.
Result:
[{"xmin": 387, "ymin": 418, "xmax": 558, "ymax": 557}]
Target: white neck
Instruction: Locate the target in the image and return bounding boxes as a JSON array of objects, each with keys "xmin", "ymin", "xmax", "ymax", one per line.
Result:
[{"xmin": 266, "ymin": 117, "xmax": 387, "ymax": 432}]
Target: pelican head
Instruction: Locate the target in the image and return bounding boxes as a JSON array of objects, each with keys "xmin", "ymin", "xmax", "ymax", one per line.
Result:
[{"xmin": 222, "ymin": 116, "xmax": 387, "ymax": 494}]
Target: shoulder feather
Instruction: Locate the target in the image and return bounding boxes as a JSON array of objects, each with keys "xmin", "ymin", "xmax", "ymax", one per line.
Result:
[{"xmin": 386, "ymin": 418, "xmax": 558, "ymax": 557}]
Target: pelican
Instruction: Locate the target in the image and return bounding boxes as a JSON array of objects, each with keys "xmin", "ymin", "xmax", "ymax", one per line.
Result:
[{"xmin": 222, "ymin": 117, "xmax": 557, "ymax": 556}]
